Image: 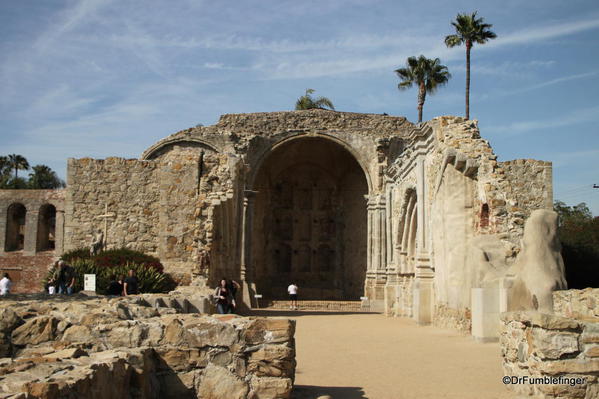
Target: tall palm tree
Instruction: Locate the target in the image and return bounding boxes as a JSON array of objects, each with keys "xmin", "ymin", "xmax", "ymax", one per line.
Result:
[
  {"xmin": 7, "ymin": 154, "xmax": 29, "ymax": 179},
  {"xmin": 295, "ymin": 89, "xmax": 335, "ymax": 110},
  {"xmin": 445, "ymin": 12, "xmax": 496, "ymax": 120},
  {"xmin": 395, "ymin": 55, "xmax": 451, "ymax": 123}
]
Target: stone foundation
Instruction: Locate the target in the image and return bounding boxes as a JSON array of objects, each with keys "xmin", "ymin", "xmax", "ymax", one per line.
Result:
[
  {"xmin": 500, "ymin": 311, "xmax": 599, "ymax": 399},
  {"xmin": 0, "ymin": 295, "xmax": 295, "ymax": 399}
]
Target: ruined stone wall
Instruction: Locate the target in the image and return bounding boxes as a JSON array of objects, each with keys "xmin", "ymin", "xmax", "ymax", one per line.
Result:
[
  {"xmin": 554, "ymin": 289, "xmax": 599, "ymax": 319},
  {"xmin": 0, "ymin": 189, "xmax": 64, "ymax": 293},
  {"xmin": 0, "ymin": 295, "xmax": 296, "ymax": 399},
  {"xmin": 500, "ymin": 159, "xmax": 553, "ymax": 221},
  {"xmin": 65, "ymin": 158, "xmax": 160, "ymax": 254},
  {"xmin": 500, "ymin": 311, "xmax": 599, "ymax": 399}
]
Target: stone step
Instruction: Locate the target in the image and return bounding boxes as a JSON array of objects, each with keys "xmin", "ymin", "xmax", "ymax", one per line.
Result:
[{"xmin": 260, "ymin": 300, "xmax": 371, "ymax": 312}]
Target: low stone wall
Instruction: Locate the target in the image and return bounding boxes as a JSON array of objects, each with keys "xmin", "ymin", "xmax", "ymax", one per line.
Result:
[
  {"xmin": 433, "ymin": 303, "xmax": 471, "ymax": 335},
  {"xmin": 0, "ymin": 295, "xmax": 295, "ymax": 399},
  {"xmin": 554, "ymin": 289, "xmax": 599, "ymax": 319},
  {"xmin": 500, "ymin": 311, "xmax": 599, "ymax": 399}
]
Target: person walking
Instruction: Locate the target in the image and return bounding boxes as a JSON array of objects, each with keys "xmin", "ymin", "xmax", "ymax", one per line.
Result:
[
  {"xmin": 227, "ymin": 279, "xmax": 241, "ymax": 311},
  {"xmin": 215, "ymin": 278, "xmax": 233, "ymax": 314},
  {"xmin": 288, "ymin": 282, "xmax": 298, "ymax": 310},
  {"xmin": 0, "ymin": 273, "xmax": 12, "ymax": 296}
]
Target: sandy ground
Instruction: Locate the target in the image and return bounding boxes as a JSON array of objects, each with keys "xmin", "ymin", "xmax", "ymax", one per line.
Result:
[{"xmin": 251, "ymin": 310, "xmax": 513, "ymax": 399}]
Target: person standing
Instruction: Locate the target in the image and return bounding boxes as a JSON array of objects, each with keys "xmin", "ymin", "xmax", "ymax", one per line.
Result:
[
  {"xmin": 0, "ymin": 273, "xmax": 12, "ymax": 296},
  {"xmin": 215, "ymin": 278, "xmax": 232, "ymax": 314},
  {"xmin": 123, "ymin": 269, "xmax": 139, "ymax": 296},
  {"xmin": 287, "ymin": 282, "xmax": 298, "ymax": 310},
  {"xmin": 56, "ymin": 261, "xmax": 75, "ymax": 295}
]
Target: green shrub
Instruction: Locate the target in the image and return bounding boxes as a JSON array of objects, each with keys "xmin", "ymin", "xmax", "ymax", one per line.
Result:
[
  {"xmin": 44, "ymin": 256, "xmax": 173, "ymax": 295},
  {"xmin": 59, "ymin": 247, "xmax": 164, "ymax": 272}
]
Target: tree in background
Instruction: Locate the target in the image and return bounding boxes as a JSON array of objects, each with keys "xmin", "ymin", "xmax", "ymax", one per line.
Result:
[
  {"xmin": 554, "ymin": 201, "xmax": 599, "ymax": 288},
  {"xmin": 295, "ymin": 89, "xmax": 335, "ymax": 110},
  {"xmin": 7, "ymin": 154, "xmax": 29, "ymax": 179},
  {"xmin": 445, "ymin": 12, "xmax": 496, "ymax": 120},
  {"xmin": 0, "ymin": 156, "xmax": 10, "ymax": 186},
  {"xmin": 395, "ymin": 55, "xmax": 451, "ymax": 123},
  {"xmin": 28, "ymin": 165, "xmax": 65, "ymax": 189},
  {"xmin": 0, "ymin": 154, "xmax": 64, "ymax": 189}
]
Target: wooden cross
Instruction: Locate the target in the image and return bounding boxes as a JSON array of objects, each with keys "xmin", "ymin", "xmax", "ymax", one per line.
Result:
[{"xmin": 95, "ymin": 203, "xmax": 115, "ymax": 249}]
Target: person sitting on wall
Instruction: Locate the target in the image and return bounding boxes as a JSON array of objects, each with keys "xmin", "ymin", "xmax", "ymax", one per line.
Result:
[
  {"xmin": 123, "ymin": 269, "xmax": 139, "ymax": 296},
  {"xmin": 106, "ymin": 275, "xmax": 122, "ymax": 296},
  {"xmin": 214, "ymin": 278, "xmax": 233, "ymax": 314},
  {"xmin": 56, "ymin": 261, "xmax": 75, "ymax": 295},
  {"xmin": 0, "ymin": 273, "xmax": 12, "ymax": 296}
]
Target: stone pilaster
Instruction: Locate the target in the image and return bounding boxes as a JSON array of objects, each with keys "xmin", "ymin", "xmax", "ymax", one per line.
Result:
[{"xmin": 413, "ymin": 157, "xmax": 434, "ymax": 324}]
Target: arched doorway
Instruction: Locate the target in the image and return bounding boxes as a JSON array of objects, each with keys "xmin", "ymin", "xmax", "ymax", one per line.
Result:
[
  {"xmin": 5, "ymin": 203, "xmax": 26, "ymax": 252},
  {"xmin": 37, "ymin": 204, "xmax": 56, "ymax": 251},
  {"xmin": 250, "ymin": 137, "xmax": 368, "ymax": 300}
]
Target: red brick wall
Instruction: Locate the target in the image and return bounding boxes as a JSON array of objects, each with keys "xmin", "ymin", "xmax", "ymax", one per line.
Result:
[{"xmin": 0, "ymin": 252, "xmax": 56, "ymax": 293}]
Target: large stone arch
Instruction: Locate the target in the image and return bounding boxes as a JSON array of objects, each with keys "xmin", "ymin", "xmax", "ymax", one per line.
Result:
[
  {"xmin": 247, "ymin": 136, "xmax": 370, "ymax": 300},
  {"xmin": 247, "ymin": 133, "xmax": 374, "ymax": 193}
]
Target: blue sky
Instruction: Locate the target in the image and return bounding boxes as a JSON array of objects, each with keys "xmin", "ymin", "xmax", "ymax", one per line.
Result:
[{"xmin": 1, "ymin": 0, "xmax": 598, "ymax": 214}]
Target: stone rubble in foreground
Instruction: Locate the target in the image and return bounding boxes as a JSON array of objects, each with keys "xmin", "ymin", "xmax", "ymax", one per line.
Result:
[{"xmin": 0, "ymin": 293, "xmax": 295, "ymax": 399}]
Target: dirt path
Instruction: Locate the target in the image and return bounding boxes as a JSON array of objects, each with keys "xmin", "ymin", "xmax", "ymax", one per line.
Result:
[{"xmin": 252, "ymin": 310, "xmax": 512, "ymax": 399}]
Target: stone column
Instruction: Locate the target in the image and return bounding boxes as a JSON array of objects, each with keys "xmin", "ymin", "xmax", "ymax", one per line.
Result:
[
  {"xmin": 55, "ymin": 209, "xmax": 65, "ymax": 256},
  {"xmin": 240, "ymin": 191, "xmax": 256, "ymax": 309},
  {"xmin": 413, "ymin": 157, "xmax": 434, "ymax": 325},
  {"xmin": 24, "ymin": 209, "xmax": 39, "ymax": 256}
]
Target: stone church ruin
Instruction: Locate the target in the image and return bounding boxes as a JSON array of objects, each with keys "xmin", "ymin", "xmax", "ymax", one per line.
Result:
[{"xmin": 1, "ymin": 110, "xmax": 559, "ymax": 329}]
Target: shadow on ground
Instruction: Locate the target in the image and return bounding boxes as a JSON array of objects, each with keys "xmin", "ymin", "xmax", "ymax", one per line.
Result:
[
  {"xmin": 248, "ymin": 309, "xmax": 378, "ymax": 317},
  {"xmin": 293, "ymin": 385, "xmax": 367, "ymax": 399}
]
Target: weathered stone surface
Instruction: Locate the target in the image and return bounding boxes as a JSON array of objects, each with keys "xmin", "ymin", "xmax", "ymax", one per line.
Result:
[
  {"xmin": 196, "ymin": 364, "xmax": 249, "ymax": 399},
  {"xmin": 249, "ymin": 375, "xmax": 293, "ymax": 399},
  {"xmin": 502, "ymin": 311, "xmax": 581, "ymax": 330},
  {"xmin": 0, "ymin": 296, "xmax": 295, "ymax": 399},
  {"xmin": 11, "ymin": 316, "xmax": 58, "ymax": 346},
  {"xmin": 531, "ymin": 328, "xmax": 579, "ymax": 359}
]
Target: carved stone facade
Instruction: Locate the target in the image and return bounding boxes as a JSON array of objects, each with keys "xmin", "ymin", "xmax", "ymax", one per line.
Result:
[{"xmin": 0, "ymin": 110, "xmax": 553, "ymax": 325}]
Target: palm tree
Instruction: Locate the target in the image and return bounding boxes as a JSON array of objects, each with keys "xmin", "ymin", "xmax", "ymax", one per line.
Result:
[
  {"xmin": 295, "ymin": 89, "xmax": 335, "ymax": 110},
  {"xmin": 29, "ymin": 164, "xmax": 65, "ymax": 189},
  {"xmin": 445, "ymin": 12, "xmax": 496, "ymax": 120},
  {"xmin": 7, "ymin": 154, "xmax": 29, "ymax": 179},
  {"xmin": 395, "ymin": 55, "xmax": 451, "ymax": 123}
]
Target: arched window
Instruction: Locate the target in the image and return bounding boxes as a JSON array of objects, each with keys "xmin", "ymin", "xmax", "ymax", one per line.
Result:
[
  {"xmin": 37, "ymin": 204, "xmax": 56, "ymax": 251},
  {"xmin": 5, "ymin": 203, "xmax": 26, "ymax": 251}
]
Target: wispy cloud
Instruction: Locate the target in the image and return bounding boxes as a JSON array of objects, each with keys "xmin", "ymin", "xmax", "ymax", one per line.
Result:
[
  {"xmin": 488, "ymin": 17, "xmax": 599, "ymax": 48},
  {"xmin": 484, "ymin": 105, "xmax": 599, "ymax": 135}
]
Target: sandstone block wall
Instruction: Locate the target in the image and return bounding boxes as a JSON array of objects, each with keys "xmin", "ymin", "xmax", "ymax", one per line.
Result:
[
  {"xmin": 501, "ymin": 311, "xmax": 599, "ymax": 399},
  {"xmin": 0, "ymin": 295, "xmax": 296, "ymax": 399}
]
